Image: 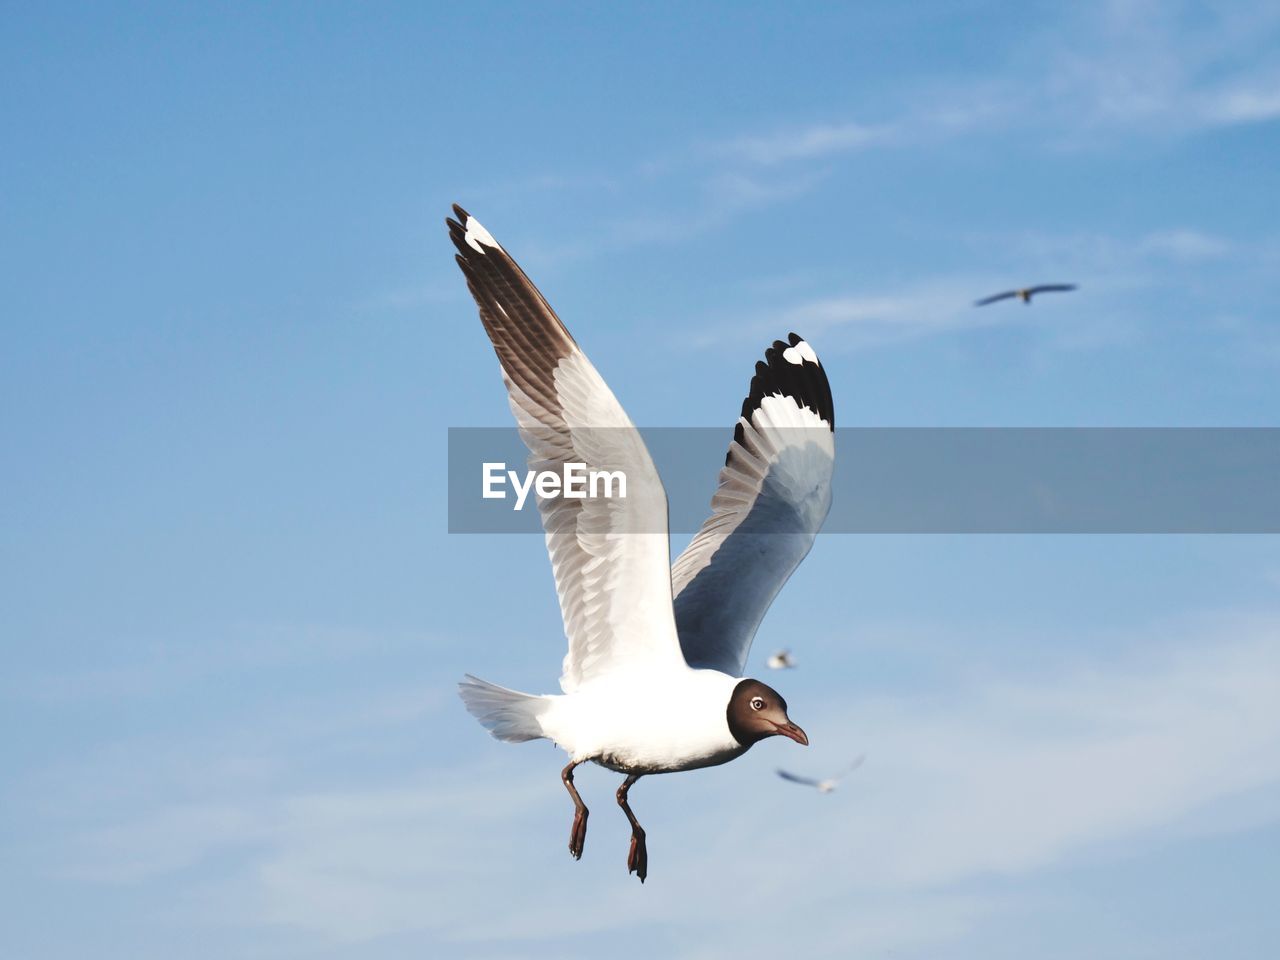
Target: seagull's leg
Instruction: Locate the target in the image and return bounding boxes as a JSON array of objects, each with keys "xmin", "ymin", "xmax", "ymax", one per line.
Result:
[
  {"xmin": 616, "ymin": 774, "xmax": 648, "ymax": 883},
  {"xmin": 561, "ymin": 761, "xmax": 589, "ymax": 860}
]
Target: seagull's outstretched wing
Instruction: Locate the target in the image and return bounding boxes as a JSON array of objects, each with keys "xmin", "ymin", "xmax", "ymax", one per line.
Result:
[
  {"xmin": 672, "ymin": 334, "xmax": 835, "ymax": 677},
  {"xmin": 776, "ymin": 769, "xmax": 823, "ymax": 788},
  {"xmin": 449, "ymin": 205, "xmax": 684, "ymax": 693},
  {"xmin": 837, "ymin": 755, "xmax": 866, "ymax": 780},
  {"xmin": 974, "ymin": 289, "xmax": 1018, "ymax": 306},
  {"xmin": 1026, "ymin": 283, "xmax": 1077, "ymax": 296}
]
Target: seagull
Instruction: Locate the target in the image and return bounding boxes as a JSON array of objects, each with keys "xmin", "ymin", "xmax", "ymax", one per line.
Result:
[
  {"xmin": 767, "ymin": 649, "xmax": 796, "ymax": 670},
  {"xmin": 448, "ymin": 204, "xmax": 835, "ymax": 883},
  {"xmin": 776, "ymin": 755, "xmax": 866, "ymax": 793},
  {"xmin": 973, "ymin": 283, "xmax": 1077, "ymax": 306}
]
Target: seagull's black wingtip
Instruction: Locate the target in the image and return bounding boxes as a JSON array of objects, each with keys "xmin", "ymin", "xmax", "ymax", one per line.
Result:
[{"xmin": 451, "ymin": 202, "xmax": 470, "ymax": 221}]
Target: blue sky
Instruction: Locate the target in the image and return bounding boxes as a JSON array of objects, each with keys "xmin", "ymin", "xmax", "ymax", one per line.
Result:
[{"xmin": 3, "ymin": 2, "xmax": 1280, "ymax": 957}]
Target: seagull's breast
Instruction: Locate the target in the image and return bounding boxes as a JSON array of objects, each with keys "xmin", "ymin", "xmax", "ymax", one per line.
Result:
[{"xmin": 541, "ymin": 668, "xmax": 746, "ymax": 774}]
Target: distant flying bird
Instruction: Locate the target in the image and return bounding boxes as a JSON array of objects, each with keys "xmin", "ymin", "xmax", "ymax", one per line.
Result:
[
  {"xmin": 974, "ymin": 283, "xmax": 1077, "ymax": 306},
  {"xmin": 449, "ymin": 205, "xmax": 835, "ymax": 883},
  {"xmin": 777, "ymin": 755, "xmax": 866, "ymax": 793},
  {"xmin": 767, "ymin": 649, "xmax": 796, "ymax": 670}
]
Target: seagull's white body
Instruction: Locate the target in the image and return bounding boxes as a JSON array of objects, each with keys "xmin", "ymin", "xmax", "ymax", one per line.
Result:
[
  {"xmin": 447, "ymin": 204, "xmax": 836, "ymax": 878},
  {"xmin": 540, "ymin": 669, "xmax": 745, "ymax": 773},
  {"xmin": 464, "ymin": 667, "xmax": 746, "ymax": 774}
]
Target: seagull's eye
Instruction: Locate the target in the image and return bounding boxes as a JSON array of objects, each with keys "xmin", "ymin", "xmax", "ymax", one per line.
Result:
[{"xmin": 750, "ymin": 696, "xmax": 765, "ymax": 711}]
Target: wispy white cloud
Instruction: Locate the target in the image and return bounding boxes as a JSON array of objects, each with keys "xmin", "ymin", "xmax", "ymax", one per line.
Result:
[
  {"xmin": 1035, "ymin": 3, "xmax": 1280, "ymax": 137},
  {"xmin": 822, "ymin": 620, "xmax": 1280, "ymax": 888},
  {"xmin": 1210, "ymin": 310, "xmax": 1280, "ymax": 367},
  {"xmin": 976, "ymin": 225, "xmax": 1243, "ymax": 282},
  {"xmin": 1138, "ymin": 228, "xmax": 1232, "ymax": 261},
  {"xmin": 770, "ymin": 286, "xmax": 1002, "ymax": 347},
  {"xmin": 702, "ymin": 87, "xmax": 1021, "ymax": 170},
  {"xmin": 1198, "ymin": 81, "xmax": 1280, "ymax": 125},
  {"xmin": 504, "ymin": 167, "xmax": 830, "ymax": 270},
  {"xmin": 432, "ymin": 2, "xmax": 1279, "ymax": 290},
  {"xmin": 353, "ymin": 281, "xmax": 468, "ymax": 314},
  {"xmin": 28, "ymin": 611, "xmax": 1280, "ymax": 957},
  {"xmin": 714, "ymin": 121, "xmax": 891, "ymax": 166},
  {"xmin": 7, "ymin": 622, "xmax": 433, "ymax": 705},
  {"xmin": 686, "ymin": 215, "xmax": 1275, "ymax": 357},
  {"xmin": 440, "ymin": 86, "xmax": 1015, "ymax": 274},
  {"xmin": 693, "ymin": 273, "xmax": 1115, "ymax": 353}
]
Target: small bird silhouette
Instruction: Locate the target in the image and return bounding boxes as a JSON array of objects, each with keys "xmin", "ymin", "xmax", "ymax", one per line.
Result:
[
  {"xmin": 974, "ymin": 283, "xmax": 1077, "ymax": 306},
  {"xmin": 777, "ymin": 755, "xmax": 865, "ymax": 793},
  {"xmin": 766, "ymin": 649, "xmax": 796, "ymax": 670}
]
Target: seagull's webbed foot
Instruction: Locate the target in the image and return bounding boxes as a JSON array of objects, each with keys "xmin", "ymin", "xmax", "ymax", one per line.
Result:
[
  {"xmin": 626, "ymin": 824, "xmax": 648, "ymax": 882},
  {"xmin": 616, "ymin": 774, "xmax": 648, "ymax": 883},
  {"xmin": 569, "ymin": 805, "xmax": 588, "ymax": 860},
  {"xmin": 561, "ymin": 761, "xmax": 589, "ymax": 861}
]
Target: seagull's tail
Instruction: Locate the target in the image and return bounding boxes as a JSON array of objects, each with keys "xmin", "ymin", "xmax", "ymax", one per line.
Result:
[{"xmin": 458, "ymin": 674, "xmax": 549, "ymax": 743}]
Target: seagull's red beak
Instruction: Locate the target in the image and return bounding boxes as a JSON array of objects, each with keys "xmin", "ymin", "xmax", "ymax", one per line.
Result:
[{"xmin": 774, "ymin": 721, "xmax": 809, "ymax": 746}]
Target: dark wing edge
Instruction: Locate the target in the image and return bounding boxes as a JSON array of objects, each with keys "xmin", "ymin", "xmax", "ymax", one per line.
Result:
[
  {"xmin": 974, "ymin": 290, "xmax": 1017, "ymax": 306},
  {"xmin": 839, "ymin": 755, "xmax": 867, "ymax": 779},
  {"xmin": 446, "ymin": 204, "xmax": 578, "ymax": 420}
]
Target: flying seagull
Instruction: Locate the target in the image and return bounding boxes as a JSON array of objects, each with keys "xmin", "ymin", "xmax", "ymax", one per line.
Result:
[
  {"xmin": 767, "ymin": 649, "xmax": 796, "ymax": 670},
  {"xmin": 449, "ymin": 205, "xmax": 835, "ymax": 883},
  {"xmin": 974, "ymin": 283, "xmax": 1077, "ymax": 306},
  {"xmin": 777, "ymin": 755, "xmax": 866, "ymax": 793}
]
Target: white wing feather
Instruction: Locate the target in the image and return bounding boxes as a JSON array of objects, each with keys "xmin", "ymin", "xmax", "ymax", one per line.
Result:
[{"xmin": 450, "ymin": 206, "xmax": 685, "ymax": 692}]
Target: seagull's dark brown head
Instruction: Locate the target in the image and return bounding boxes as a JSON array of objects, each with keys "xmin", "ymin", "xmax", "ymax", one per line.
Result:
[{"xmin": 727, "ymin": 679, "xmax": 808, "ymax": 748}]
